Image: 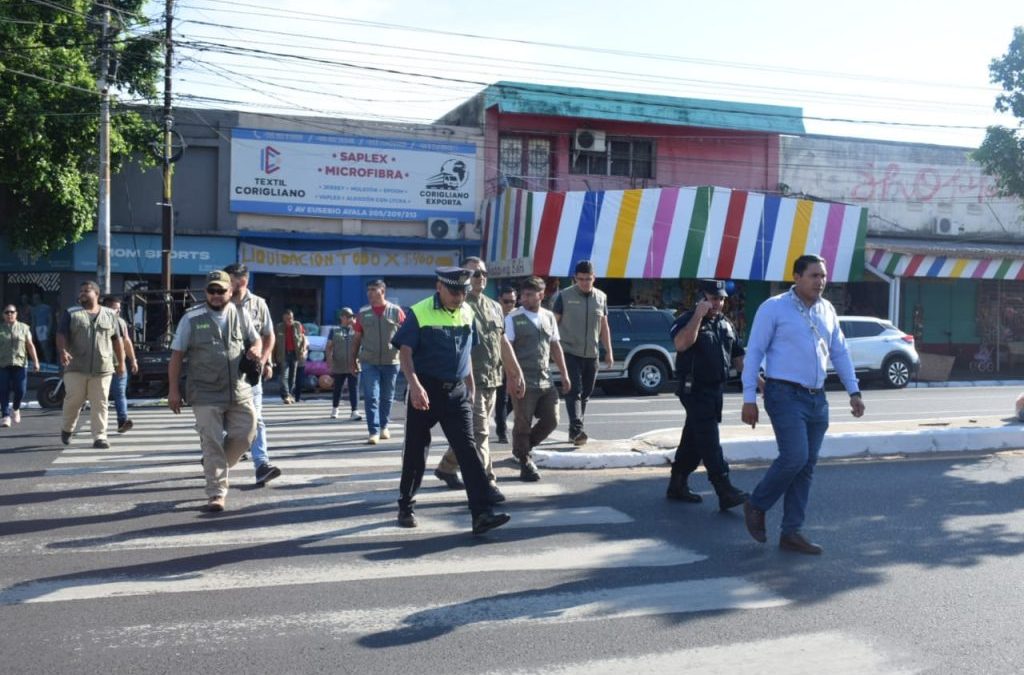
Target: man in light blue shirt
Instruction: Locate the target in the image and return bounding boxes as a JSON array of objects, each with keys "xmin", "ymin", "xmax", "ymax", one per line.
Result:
[{"xmin": 740, "ymin": 254, "xmax": 866, "ymax": 554}]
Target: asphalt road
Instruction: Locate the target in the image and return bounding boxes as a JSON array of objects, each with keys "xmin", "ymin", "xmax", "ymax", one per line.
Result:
[{"xmin": 2, "ymin": 395, "xmax": 1023, "ymax": 673}]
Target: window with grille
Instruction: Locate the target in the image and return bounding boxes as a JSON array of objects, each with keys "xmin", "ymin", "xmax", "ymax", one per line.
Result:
[
  {"xmin": 571, "ymin": 137, "xmax": 654, "ymax": 178},
  {"xmin": 498, "ymin": 136, "xmax": 552, "ymax": 189}
]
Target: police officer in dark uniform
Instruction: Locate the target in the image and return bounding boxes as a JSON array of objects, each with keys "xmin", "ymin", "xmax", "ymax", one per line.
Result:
[
  {"xmin": 666, "ymin": 279, "xmax": 748, "ymax": 510},
  {"xmin": 392, "ymin": 267, "xmax": 511, "ymax": 535}
]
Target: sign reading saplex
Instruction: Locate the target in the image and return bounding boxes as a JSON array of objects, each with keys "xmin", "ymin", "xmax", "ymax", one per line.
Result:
[{"xmin": 230, "ymin": 128, "xmax": 477, "ymax": 222}]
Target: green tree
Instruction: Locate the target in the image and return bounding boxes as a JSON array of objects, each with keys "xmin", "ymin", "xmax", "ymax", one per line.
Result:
[
  {"xmin": 974, "ymin": 26, "xmax": 1024, "ymax": 201},
  {"xmin": 0, "ymin": 0, "xmax": 161, "ymax": 254}
]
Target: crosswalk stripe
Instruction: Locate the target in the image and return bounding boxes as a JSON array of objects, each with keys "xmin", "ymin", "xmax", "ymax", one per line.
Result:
[
  {"xmin": 66, "ymin": 577, "xmax": 788, "ymax": 646},
  {"xmin": 0, "ymin": 538, "xmax": 700, "ymax": 605},
  {"xmin": 2, "ymin": 507, "xmax": 634, "ymax": 554},
  {"xmin": 50, "ymin": 455, "xmax": 405, "ymax": 471}
]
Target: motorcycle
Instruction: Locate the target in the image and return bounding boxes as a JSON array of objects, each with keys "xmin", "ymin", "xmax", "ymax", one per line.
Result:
[{"xmin": 37, "ymin": 375, "xmax": 65, "ymax": 409}]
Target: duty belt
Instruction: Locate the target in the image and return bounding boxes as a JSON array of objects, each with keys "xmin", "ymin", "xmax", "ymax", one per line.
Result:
[
  {"xmin": 422, "ymin": 377, "xmax": 463, "ymax": 391},
  {"xmin": 765, "ymin": 378, "xmax": 823, "ymax": 395}
]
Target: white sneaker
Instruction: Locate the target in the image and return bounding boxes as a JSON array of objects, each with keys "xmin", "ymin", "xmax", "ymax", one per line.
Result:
[
  {"xmin": 0, "ymin": 416, "xmax": 9, "ymax": 428},
  {"xmin": 380, "ymin": 427, "xmax": 391, "ymax": 440},
  {"xmin": 350, "ymin": 410, "xmax": 362, "ymax": 421},
  {"xmin": 12, "ymin": 410, "xmax": 20, "ymax": 424},
  {"xmin": 330, "ymin": 407, "xmax": 339, "ymax": 419},
  {"xmin": 368, "ymin": 434, "xmax": 379, "ymax": 445}
]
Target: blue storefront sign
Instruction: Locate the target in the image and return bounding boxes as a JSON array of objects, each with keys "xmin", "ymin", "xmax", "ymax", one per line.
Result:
[
  {"xmin": 73, "ymin": 233, "xmax": 237, "ymax": 275},
  {"xmin": 0, "ymin": 236, "xmax": 75, "ymax": 272}
]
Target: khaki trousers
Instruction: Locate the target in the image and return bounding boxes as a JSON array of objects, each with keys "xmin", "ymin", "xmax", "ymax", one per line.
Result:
[
  {"xmin": 193, "ymin": 400, "xmax": 257, "ymax": 498},
  {"xmin": 511, "ymin": 386, "xmax": 559, "ymax": 463},
  {"xmin": 61, "ymin": 371, "xmax": 113, "ymax": 441},
  {"xmin": 437, "ymin": 385, "xmax": 497, "ymax": 482}
]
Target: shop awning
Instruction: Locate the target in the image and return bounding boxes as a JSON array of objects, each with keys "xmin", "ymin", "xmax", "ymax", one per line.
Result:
[
  {"xmin": 866, "ymin": 237, "xmax": 1024, "ymax": 280},
  {"xmin": 483, "ymin": 187, "xmax": 867, "ymax": 282}
]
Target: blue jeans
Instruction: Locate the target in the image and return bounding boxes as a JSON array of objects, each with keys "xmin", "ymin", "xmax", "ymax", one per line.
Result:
[
  {"xmin": 249, "ymin": 382, "xmax": 269, "ymax": 471},
  {"xmin": 0, "ymin": 366, "xmax": 28, "ymax": 417},
  {"xmin": 108, "ymin": 371, "xmax": 129, "ymax": 424},
  {"xmin": 749, "ymin": 380, "xmax": 829, "ymax": 535},
  {"xmin": 361, "ymin": 363, "xmax": 399, "ymax": 435}
]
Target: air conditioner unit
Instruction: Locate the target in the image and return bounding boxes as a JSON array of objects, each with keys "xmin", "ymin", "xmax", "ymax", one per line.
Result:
[
  {"xmin": 932, "ymin": 216, "xmax": 957, "ymax": 236},
  {"xmin": 427, "ymin": 217, "xmax": 460, "ymax": 240},
  {"xmin": 574, "ymin": 129, "xmax": 606, "ymax": 153}
]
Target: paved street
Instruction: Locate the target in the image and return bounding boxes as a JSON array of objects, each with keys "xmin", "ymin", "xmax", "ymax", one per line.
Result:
[{"xmin": 2, "ymin": 394, "xmax": 1023, "ymax": 673}]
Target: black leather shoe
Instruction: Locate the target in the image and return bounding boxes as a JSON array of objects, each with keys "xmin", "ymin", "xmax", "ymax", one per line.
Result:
[
  {"xmin": 743, "ymin": 500, "xmax": 767, "ymax": 543},
  {"xmin": 255, "ymin": 463, "xmax": 282, "ymax": 487},
  {"xmin": 779, "ymin": 532, "xmax": 823, "ymax": 555},
  {"xmin": 397, "ymin": 508, "xmax": 417, "ymax": 528},
  {"xmin": 433, "ymin": 468, "xmax": 464, "ymax": 490},
  {"xmin": 519, "ymin": 460, "xmax": 541, "ymax": 482},
  {"xmin": 93, "ymin": 439, "xmax": 110, "ymax": 449},
  {"xmin": 486, "ymin": 483, "xmax": 506, "ymax": 504},
  {"xmin": 495, "ymin": 434, "xmax": 508, "ymax": 444},
  {"xmin": 60, "ymin": 430, "xmax": 72, "ymax": 446},
  {"xmin": 666, "ymin": 474, "xmax": 702, "ymax": 503},
  {"xmin": 472, "ymin": 511, "xmax": 511, "ymax": 535}
]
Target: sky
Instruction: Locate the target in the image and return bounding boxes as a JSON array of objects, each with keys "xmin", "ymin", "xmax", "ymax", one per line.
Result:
[{"xmin": 146, "ymin": 0, "xmax": 1024, "ymax": 149}]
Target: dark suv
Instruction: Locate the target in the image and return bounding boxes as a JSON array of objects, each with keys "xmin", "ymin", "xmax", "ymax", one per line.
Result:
[{"xmin": 595, "ymin": 306, "xmax": 679, "ymax": 395}]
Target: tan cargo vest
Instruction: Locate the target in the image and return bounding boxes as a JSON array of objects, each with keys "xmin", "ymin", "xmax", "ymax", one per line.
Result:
[
  {"xmin": 468, "ymin": 293, "xmax": 505, "ymax": 388},
  {"xmin": 510, "ymin": 309, "xmax": 557, "ymax": 390},
  {"xmin": 183, "ymin": 304, "xmax": 252, "ymax": 406},
  {"xmin": 0, "ymin": 321, "xmax": 31, "ymax": 368},
  {"xmin": 329, "ymin": 326, "xmax": 356, "ymax": 374},
  {"xmin": 65, "ymin": 306, "xmax": 118, "ymax": 375},
  {"xmin": 557, "ymin": 284, "xmax": 607, "ymax": 359},
  {"xmin": 357, "ymin": 303, "xmax": 401, "ymax": 366}
]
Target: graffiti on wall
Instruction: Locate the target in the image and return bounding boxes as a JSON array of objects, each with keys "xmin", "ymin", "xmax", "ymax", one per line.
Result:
[{"xmin": 850, "ymin": 162, "xmax": 999, "ymax": 204}]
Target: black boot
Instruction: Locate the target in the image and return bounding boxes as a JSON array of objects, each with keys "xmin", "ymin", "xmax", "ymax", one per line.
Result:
[
  {"xmin": 666, "ymin": 469, "xmax": 702, "ymax": 503},
  {"xmin": 709, "ymin": 473, "xmax": 748, "ymax": 511}
]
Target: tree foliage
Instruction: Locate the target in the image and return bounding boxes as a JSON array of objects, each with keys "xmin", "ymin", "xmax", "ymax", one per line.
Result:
[
  {"xmin": 974, "ymin": 26, "xmax": 1024, "ymax": 201},
  {"xmin": 0, "ymin": 0, "xmax": 161, "ymax": 254}
]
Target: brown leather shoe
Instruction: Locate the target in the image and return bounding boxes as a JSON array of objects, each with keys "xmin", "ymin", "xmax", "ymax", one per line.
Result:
[
  {"xmin": 205, "ymin": 496, "xmax": 226, "ymax": 513},
  {"xmin": 743, "ymin": 500, "xmax": 767, "ymax": 543},
  {"xmin": 779, "ymin": 532, "xmax": 823, "ymax": 555}
]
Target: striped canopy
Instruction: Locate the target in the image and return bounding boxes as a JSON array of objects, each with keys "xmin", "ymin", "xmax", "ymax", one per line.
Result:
[
  {"xmin": 482, "ymin": 187, "xmax": 867, "ymax": 282},
  {"xmin": 867, "ymin": 248, "xmax": 1024, "ymax": 280}
]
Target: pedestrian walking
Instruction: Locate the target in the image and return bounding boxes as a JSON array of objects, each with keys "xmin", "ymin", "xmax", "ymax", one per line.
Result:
[
  {"xmin": 224, "ymin": 263, "xmax": 282, "ymax": 487},
  {"xmin": 432, "ymin": 258, "xmax": 525, "ymax": 503},
  {"xmin": 553, "ymin": 260, "xmax": 614, "ymax": 445},
  {"xmin": 493, "ymin": 286, "xmax": 517, "ymax": 444},
  {"xmin": 326, "ymin": 307, "xmax": 361, "ymax": 420},
  {"xmin": 168, "ymin": 270, "xmax": 261, "ymax": 512},
  {"xmin": 351, "ymin": 279, "xmax": 405, "ymax": 444},
  {"xmin": 665, "ymin": 279, "xmax": 747, "ymax": 510},
  {"xmin": 393, "ymin": 266, "xmax": 511, "ymax": 535},
  {"xmin": 101, "ymin": 295, "xmax": 138, "ymax": 434},
  {"xmin": 741, "ymin": 254, "xmax": 866, "ymax": 554},
  {"xmin": 56, "ymin": 281, "xmax": 125, "ymax": 448},
  {"xmin": 31, "ymin": 293, "xmax": 54, "ymax": 364},
  {"xmin": 293, "ymin": 321, "xmax": 308, "ymax": 403},
  {"xmin": 0, "ymin": 304, "xmax": 40, "ymax": 427},
  {"xmin": 506, "ymin": 276, "xmax": 571, "ymax": 482},
  {"xmin": 275, "ymin": 309, "xmax": 306, "ymax": 404}
]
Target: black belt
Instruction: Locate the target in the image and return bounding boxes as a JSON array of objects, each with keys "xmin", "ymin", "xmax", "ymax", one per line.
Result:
[
  {"xmin": 421, "ymin": 377, "xmax": 463, "ymax": 391},
  {"xmin": 765, "ymin": 378, "xmax": 823, "ymax": 395}
]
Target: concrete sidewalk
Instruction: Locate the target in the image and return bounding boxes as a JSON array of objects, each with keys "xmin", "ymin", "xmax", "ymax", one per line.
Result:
[{"xmin": 532, "ymin": 414, "xmax": 1024, "ymax": 470}]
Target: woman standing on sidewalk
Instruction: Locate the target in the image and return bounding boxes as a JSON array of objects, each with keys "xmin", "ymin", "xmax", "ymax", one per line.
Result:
[{"xmin": 0, "ymin": 304, "xmax": 40, "ymax": 427}]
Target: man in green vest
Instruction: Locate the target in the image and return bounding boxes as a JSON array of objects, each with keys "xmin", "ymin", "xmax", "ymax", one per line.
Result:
[
  {"xmin": 432, "ymin": 257, "xmax": 525, "ymax": 503},
  {"xmin": 351, "ymin": 279, "xmax": 405, "ymax": 444},
  {"xmin": 554, "ymin": 260, "xmax": 614, "ymax": 446},
  {"xmin": 168, "ymin": 270, "xmax": 262, "ymax": 512},
  {"xmin": 275, "ymin": 309, "xmax": 307, "ymax": 404},
  {"xmin": 506, "ymin": 276, "xmax": 571, "ymax": 482},
  {"xmin": 392, "ymin": 267, "xmax": 510, "ymax": 535},
  {"xmin": 56, "ymin": 281, "xmax": 126, "ymax": 449},
  {"xmin": 325, "ymin": 307, "xmax": 361, "ymax": 420}
]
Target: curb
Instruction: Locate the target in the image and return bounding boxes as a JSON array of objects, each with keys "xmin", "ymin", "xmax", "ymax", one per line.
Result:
[{"xmin": 533, "ymin": 426, "xmax": 1024, "ymax": 470}]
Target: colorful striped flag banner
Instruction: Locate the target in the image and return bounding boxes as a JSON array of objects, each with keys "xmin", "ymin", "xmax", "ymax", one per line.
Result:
[
  {"xmin": 483, "ymin": 187, "xmax": 868, "ymax": 282},
  {"xmin": 867, "ymin": 248, "xmax": 1024, "ymax": 280}
]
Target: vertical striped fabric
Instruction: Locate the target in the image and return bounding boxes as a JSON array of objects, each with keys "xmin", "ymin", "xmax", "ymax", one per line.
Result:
[
  {"xmin": 483, "ymin": 187, "xmax": 869, "ymax": 282},
  {"xmin": 867, "ymin": 248, "xmax": 1024, "ymax": 280}
]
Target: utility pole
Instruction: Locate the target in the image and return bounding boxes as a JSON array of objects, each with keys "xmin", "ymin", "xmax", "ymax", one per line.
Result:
[
  {"xmin": 160, "ymin": 0, "xmax": 174, "ymax": 294},
  {"xmin": 97, "ymin": 7, "xmax": 112, "ymax": 294}
]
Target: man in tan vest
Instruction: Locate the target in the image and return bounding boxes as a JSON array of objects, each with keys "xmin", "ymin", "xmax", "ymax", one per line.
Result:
[
  {"xmin": 351, "ymin": 279, "xmax": 405, "ymax": 444},
  {"xmin": 57, "ymin": 281, "xmax": 126, "ymax": 448},
  {"xmin": 168, "ymin": 271, "xmax": 262, "ymax": 512},
  {"xmin": 506, "ymin": 276, "xmax": 570, "ymax": 482}
]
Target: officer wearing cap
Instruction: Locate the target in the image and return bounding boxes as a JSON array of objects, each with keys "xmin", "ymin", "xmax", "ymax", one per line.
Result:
[
  {"xmin": 666, "ymin": 279, "xmax": 748, "ymax": 511},
  {"xmin": 168, "ymin": 270, "xmax": 262, "ymax": 512},
  {"xmin": 390, "ymin": 266, "xmax": 511, "ymax": 535}
]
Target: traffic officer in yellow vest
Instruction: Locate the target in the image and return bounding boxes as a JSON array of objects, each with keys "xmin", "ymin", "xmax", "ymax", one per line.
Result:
[
  {"xmin": 392, "ymin": 267, "xmax": 511, "ymax": 535},
  {"xmin": 553, "ymin": 260, "xmax": 614, "ymax": 446},
  {"xmin": 432, "ymin": 257, "xmax": 525, "ymax": 503},
  {"xmin": 0, "ymin": 304, "xmax": 40, "ymax": 427},
  {"xmin": 351, "ymin": 279, "xmax": 405, "ymax": 444},
  {"xmin": 325, "ymin": 307, "xmax": 361, "ymax": 420},
  {"xmin": 56, "ymin": 281, "xmax": 126, "ymax": 449},
  {"xmin": 168, "ymin": 271, "xmax": 262, "ymax": 512}
]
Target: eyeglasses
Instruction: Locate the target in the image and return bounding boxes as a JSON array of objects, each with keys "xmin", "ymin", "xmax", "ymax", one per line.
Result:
[
  {"xmin": 206, "ymin": 287, "xmax": 228, "ymax": 295},
  {"xmin": 472, "ymin": 270, "xmax": 488, "ymax": 278},
  {"xmin": 3, "ymin": 311, "xmax": 15, "ymax": 314}
]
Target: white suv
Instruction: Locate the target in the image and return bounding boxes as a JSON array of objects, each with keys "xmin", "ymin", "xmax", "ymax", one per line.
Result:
[{"xmin": 837, "ymin": 316, "xmax": 919, "ymax": 388}]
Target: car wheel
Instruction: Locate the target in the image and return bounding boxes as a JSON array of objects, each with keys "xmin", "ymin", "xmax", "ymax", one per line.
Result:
[
  {"xmin": 883, "ymin": 355, "xmax": 911, "ymax": 388},
  {"xmin": 629, "ymin": 356, "xmax": 667, "ymax": 396}
]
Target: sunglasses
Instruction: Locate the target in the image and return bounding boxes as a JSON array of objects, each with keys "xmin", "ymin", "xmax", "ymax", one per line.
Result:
[
  {"xmin": 472, "ymin": 270, "xmax": 488, "ymax": 278},
  {"xmin": 3, "ymin": 310, "xmax": 15, "ymax": 314},
  {"xmin": 206, "ymin": 287, "xmax": 228, "ymax": 295}
]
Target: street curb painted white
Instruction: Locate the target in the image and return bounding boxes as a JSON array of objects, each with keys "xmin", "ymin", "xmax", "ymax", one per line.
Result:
[{"xmin": 533, "ymin": 426, "xmax": 1024, "ymax": 470}]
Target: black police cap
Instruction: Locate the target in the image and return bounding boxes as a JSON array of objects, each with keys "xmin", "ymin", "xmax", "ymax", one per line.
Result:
[{"xmin": 698, "ymin": 279, "xmax": 728, "ymax": 298}]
